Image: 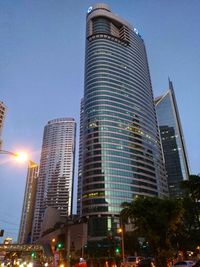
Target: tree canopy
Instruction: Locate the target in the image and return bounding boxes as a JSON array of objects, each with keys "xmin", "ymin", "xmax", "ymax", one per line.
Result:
[
  {"xmin": 181, "ymin": 174, "xmax": 200, "ymax": 201},
  {"xmin": 120, "ymin": 175, "xmax": 200, "ymax": 267},
  {"xmin": 178, "ymin": 175, "xmax": 200, "ymax": 250},
  {"xmin": 120, "ymin": 196, "xmax": 184, "ymax": 267}
]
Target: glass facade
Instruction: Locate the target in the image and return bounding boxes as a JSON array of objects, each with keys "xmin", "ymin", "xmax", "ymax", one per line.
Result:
[
  {"xmin": 155, "ymin": 80, "xmax": 190, "ymax": 197},
  {"xmin": 77, "ymin": 99, "xmax": 84, "ymax": 216},
  {"xmin": 81, "ymin": 4, "xmax": 168, "ymax": 237}
]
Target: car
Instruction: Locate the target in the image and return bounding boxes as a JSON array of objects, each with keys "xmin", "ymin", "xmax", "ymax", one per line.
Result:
[
  {"xmin": 192, "ymin": 260, "xmax": 200, "ymax": 267},
  {"xmin": 137, "ymin": 258, "xmax": 155, "ymax": 267},
  {"xmin": 173, "ymin": 261, "xmax": 195, "ymax": 267},
  {"xmin": 123, "ymin": 256, "xmax": 143, "ymax": 267}
]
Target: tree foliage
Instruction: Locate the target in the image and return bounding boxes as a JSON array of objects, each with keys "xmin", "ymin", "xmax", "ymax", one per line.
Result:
[
  {"xmin": 120, "ymin": 196, "xmax": 184, "ymax": 267},
  {"xmin": 177, "ymin": 175, "xmax": 200, "ymax": 250},
  {"xmin": 120, "ymin": 175, "xmax": 200, "ymax": 266},
  {"xmin": 181, "ymin": 175, "xmax": 200, "ymax": 201}
]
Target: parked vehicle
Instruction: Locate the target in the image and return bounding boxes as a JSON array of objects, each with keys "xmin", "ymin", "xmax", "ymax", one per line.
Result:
[
  {"xmin": 122, "ymin": 256, "xmax": 143, "ymax": 267},
  {"xmin": 137, "ymin": 258, "xmax": 155, "ymax": 267},
  {"xmin": 173, "ymin": 261, "xmax": 195, "ymax": 267},
  {"xmin": 192, "ymin": 260, "xmax": 200, "ymax": 267}
]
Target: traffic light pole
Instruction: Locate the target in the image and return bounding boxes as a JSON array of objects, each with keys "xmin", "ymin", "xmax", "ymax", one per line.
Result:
[
  {"xmin": 117, "ymin": 221, "xmax": 125, "ymax": 263},
  {"xmin": 121, "ymin": 227, "xmax": 125, "ymax": 264},
  {"xmin": 67, "ymin": 226, "xmax": 70, "ymax": 267}
]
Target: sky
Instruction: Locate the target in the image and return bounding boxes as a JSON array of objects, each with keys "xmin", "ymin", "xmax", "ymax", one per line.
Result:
[{"xmin": 0, "ymin": 0, "xmax": 200, "ymax": 242}]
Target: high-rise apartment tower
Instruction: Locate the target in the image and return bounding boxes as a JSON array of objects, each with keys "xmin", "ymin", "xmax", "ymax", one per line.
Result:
[
  {"xmin": 155, "ymin": 79, "xmax": 190, "ymax": 197},
  {"xmin": 32, "ymin": 118, "xmax": 76, "ymax": 242},
  {"xmin": 18, "ymin": 161, "xmax": 39, "ymax": 244},
  {"xmin": 0, "ymin": 101, "xmax": 7, "ymax": 149},
  {"xmin": 77, "ymin": 99, "xmax": 84, "ymax": 216},
  {"xmin": 80, "ymin": 4, "xmax": 168, "ymax": 237}
]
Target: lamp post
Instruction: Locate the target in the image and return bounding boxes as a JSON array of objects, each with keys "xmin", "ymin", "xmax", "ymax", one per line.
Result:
[
  {"xmin": 0, "ymin": 149, "xmax": 30, "ymax": 240},
  {"xmin": 77, "ymin": 234, "xmax": 87, "ymax": 259},
  {"xmin": 51, "ymin": 238, "xmax": 56, "ymax": 253},
  {"xmin": 0, "ymin": 149, "xmax": 28, "ymax": 160},
  {"xmin": 117, "ymin": 225, "xmax": 125, "ymax": 264},
  {"xmin": 0, "ymin": 149, "xmax": 17, "ymax": 157}
]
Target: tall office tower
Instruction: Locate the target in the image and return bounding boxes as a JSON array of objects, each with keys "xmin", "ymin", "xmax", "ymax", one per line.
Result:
[
  {"xmin": 31, "ymin": 118, "xmax": 76, "ymax": 242},
  {"xmin": 155, "ymin": 79, "xmax": 190, "ymax": 197},
  {"xmin": 81, "ymin": 4, "xmax": 168, "ymax": 238},
  {"xmin": 0, "ymin": 101, "xmax": 7, "ymax": 149},
  {"xmin": 18, "ymin": 161, "xmax": 39, "ymax": 244},
  {"xmin": 77, "ymin": 99, "xmax": 84, "ymax": 216}
]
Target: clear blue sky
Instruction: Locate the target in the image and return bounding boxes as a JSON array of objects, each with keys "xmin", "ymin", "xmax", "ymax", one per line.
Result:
[{"xmin": 0, "ymin": 0, "xmax": 199, "ymax": 242}]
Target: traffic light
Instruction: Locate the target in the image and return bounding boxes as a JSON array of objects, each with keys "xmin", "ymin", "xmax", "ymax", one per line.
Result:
[
  {"xmin": 31, "ymin": 251, "xmax": 36, "ymax": 258},
  {"xmin": 0, "ymin": 230, "xmax": 4, "ymax": 237},
  {"xmin": 56, "ymin": 242, "xmax": 64, "ymax": 250},
  {"xmin": 115, "ymin": 246, "xmax": 121, "ymax": 255}
]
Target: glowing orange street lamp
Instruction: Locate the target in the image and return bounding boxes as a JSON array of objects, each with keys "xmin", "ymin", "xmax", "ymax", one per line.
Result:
[
  {"xmin": 117, "ymin": 228, "xmax": 123, "ymax": 234},
  {"xmin": 0, "ymin": 149, "xmax": 30, "ymax": 238},
  {"xmin": 51, "ymin": 238, "xmax": 56, "ymax": 253},
  {"xmin": 0, "ymin": 149, "xmax": 29, "ymax": 163},
  {"xmin": 15, "ymin": 151, "xmax": 28, "ymax": 162}
]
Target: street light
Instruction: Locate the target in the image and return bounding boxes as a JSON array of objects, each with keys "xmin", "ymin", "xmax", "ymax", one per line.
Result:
[
  {"xmin": 15, "ymin": 152, "xmax": 28, "ymax": 162},
  {"xmin": 80, "ymin": 234, "xmax": 87, "ymax": 259},
  {"xmin": 0, "ymin": 149, "xmax": 28, "ymax": 163},
  {"xmin": 117, "ymin": 226, "xmax": 125, "ymax": 263},
  {"xmin": 0, "ymin": 149, "xmax": 30, "ymax": 239}
]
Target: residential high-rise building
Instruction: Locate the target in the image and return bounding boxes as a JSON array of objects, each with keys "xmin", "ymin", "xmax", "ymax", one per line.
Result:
[
  {"xmin": 0, "ymin": 101, "xmax": 7, "ymax": 149},
  {"xmin": 18, "ymin": 161, "xmax": 39, "ymax": 244},
  {"xmin": 77, "ymin": 99, "xmax": 84, "ymax": 216},
  {"xmin": 155, "ymin": 79, "xmax": 190, "ymax": 197},
  {"xmin": 32, "ymin": 118, "xmax": 76, "ymax": 242},
  {"xmin": 80, "ymin": 4, "xmax": 168, "ymax": 238}
]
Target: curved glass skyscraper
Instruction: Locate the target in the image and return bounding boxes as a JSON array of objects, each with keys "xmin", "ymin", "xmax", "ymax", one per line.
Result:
[
  {"xmin": 155, "ymin": 79, "xmax": 190, "ymax": 197},
  {"xmin": 81, "ymin": 4, "xmax": 168, "ymax": 237}
]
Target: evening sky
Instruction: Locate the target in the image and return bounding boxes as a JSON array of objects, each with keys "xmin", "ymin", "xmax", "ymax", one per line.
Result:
[{"xmin": 0, "ymin": 0, "xmax": 199, "ymax": 242}]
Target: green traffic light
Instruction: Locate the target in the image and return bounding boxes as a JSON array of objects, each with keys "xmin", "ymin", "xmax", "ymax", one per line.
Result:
[
  {"xmin": 57, "ymin": 242, "xmax": 64, "ymax": 250},
  {"xmin": 31, "ymin": 251, "xmax": 36, "ymax": 258},
  {"xmin": 115, "ymin": 247, "xmax": 120, "ymax": 253}
]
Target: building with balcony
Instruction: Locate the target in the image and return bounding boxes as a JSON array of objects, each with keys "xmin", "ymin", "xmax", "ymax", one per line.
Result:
[{"xmin": 32, "ymin": 118, "xmax": 76, "ymax": 242}]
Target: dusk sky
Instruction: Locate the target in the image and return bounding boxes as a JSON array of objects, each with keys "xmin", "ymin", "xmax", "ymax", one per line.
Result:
[{"xmin": 0, "ymin": 0, "xmax": 199, "ymax": 242}]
